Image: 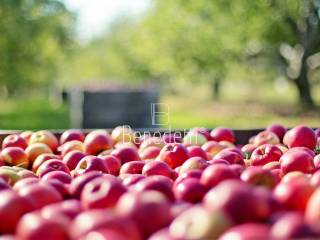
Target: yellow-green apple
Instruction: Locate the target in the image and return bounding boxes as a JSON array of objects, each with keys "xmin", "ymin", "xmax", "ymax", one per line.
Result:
[{"xmin": 183, "ymin": 132, "xmax": 207, "ymax": 147}]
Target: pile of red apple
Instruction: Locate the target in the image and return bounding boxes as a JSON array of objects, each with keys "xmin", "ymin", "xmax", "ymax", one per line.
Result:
[{"xmin": 1, "ymin": 125, "xmax": 320, "ymax": 239}]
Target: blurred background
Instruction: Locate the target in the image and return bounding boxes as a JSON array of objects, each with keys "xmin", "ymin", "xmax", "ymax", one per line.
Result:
[{"xmin": 0, "ymin": 0, "xmax": 320, "ymax": 130}]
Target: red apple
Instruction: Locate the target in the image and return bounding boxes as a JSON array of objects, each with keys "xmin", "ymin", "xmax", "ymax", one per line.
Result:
[
  {"xmin": 58, "ymin": 140, "xmax": 84, "ymax": 157},
  {"xmin": 283, "ymin": 125, "xmax": 316, "ymax": 150},
  {"xmin": 202, "ymin": 141, "xmax": 225, "ymax": 157},
  {"xmin": 214, "ymin": 148, "xmax": 244, "ymax": 165},
  {"xmin": 240, "ymin": 166, "xmax": 276, "ymax": 189},
  {"xmin": 219, "ymin": 223, "xmax": 270, "ymax": 240},
  {"xmin": 17, "ymin": 183, "xmax": 62, "ymax": 209},
  {"xmin": 41, "ymin": 171, "xmax": 72, "ymax": 184},
  {"xmin": 13, "ymin": 178, "xmax": 40, "ymax": 192},
  {"xmin": 41, "ymin": 199, "xmax": 82, "ymax": 221},
  {"xmin": 16, "ymin": 212, "xmax": 69, "ymax": 240},
  {"xmin": 59, "ymin": 129, "xmax": 85, "ymax": 145},
  {"xmin": 280, "ymin": 149, "xmax": 315, "ymax": 174},
  {"xmin": 74, "ymin": 156, "xmax": 108, "ymax": 176},
  {"xmin": 116, "ymin": 191, "xmax": 172, "ymax": 238},
  {"xmin": 266, "ymin": 123, "xmax": 286, "ymax": 141},
  {"xmin": 200, "ymin": 164, "xmax": 238, "ymax": 188},
  {"xmin": 175, "ymin": 170, "xmax": 202, "ymax": 185},
  {"xmin": 25, "ymin": 143, "xmax": 53, "ymax": 164},
  {"xmin": 173, "ymin": 177, "xmax": 207, "ymax": 203},
  {"xmin": 62, "ymin": 150, "xmax": 86, "ymax": 171},
  {"xmin": 81, "ymin": 229, "xmax": 128, "ymax": 240},
  {"xmin": 140, "ymin": 146, "xmax": 161, "ymax": 160},
  {"xmin": 112, "ymin": 146, "xmax": 140, "ymax": 164},
  {"xmin": 142, "ymin": 160, "xmax": 172, "ymax": 178},
  {"xmin": 0, "ymin": 147, "xmax": 29, "ymax": 168},
  {"xmin": 179, "ymin": 157, "xmax": 208, "ymax": 175},
  {"xmin": 253, "ymin": 131, "xmax": 280, "ymax": 146},
  {"xmin": 187, "ymin": 145, "xmax": 208, "ymax": 160},
  {"xmin": 36, "ymin": 159, "xmax": 70, "ymax": 177},
  {"xmin": 120, "ymin": 161, "xmax": 145, "ymax": 175},
  {"xmin": 285, "ymin": 146, "xmax": 315, "ymax": 157},
  {"xmin": 29, "ymin": 130, "xmax": 59, "ymax": 152},
  {"xmin": 81, "ymin": 176, "xmax": 127, "ymax": 209},
  {"xmin": 314, "ymin": 154, "xmax": 320, "ymax": 169},
  {"xmin": 32, "ymin": 153, "xmax": 61, "ymax": 173},
  {"xmin": 83, "ymin": 130, "xmax": 113, "ymax": 155},
  {"xmin": 2, "ymin": 134, "xmax": 28, "ymax": 150},
  {"xmin": 42, "ymin": 178, "xmax": 69, "ymax": 199},
  {"xmin": 139, "ymin": 137, "xmax": 165, "ymax": 151},
  {"xmin": 0, "ymin": 178, "xmax": 10, "ymax": 191},
  {"xmin": 305, "ymin": 188, "xmax": 320, "ymax": 229},
  {"xmin": 170, "ymin": 201, "xmax": 192, "ymax": 219},
  {"xmin": 121, "ymin": 174, "xmax": 146, "ymax": 187},
  {"xmin": 19, "ymin": 131, "xmax": 33, "ymax": 143},
  {"xmin": 241, "ymin": 143, "xmax": 256, "ymax": 157},
  {"xmin": 157, "ymin": 143, "xmax": 189, "ymax": 169},
  {"xmin": 210, "ymin": 127, "xmax": 235, "ymax": 143},
  {"xmin": 311, "ymin": 170, "xmax": 320, "ymax": 186},
  {"xmin": 0, "ymin": 190, "xmax": 33, "ymax": 233},
  {"xmin": 188, "ymin": 127, "xmax": 211, "ymax": 140},
  {"xmin": 99, "ymin": 155, "xmax": 121, "ymax": 175},
  {"xmin": 70, "ymin": 209, "xmax": 141, "ymax": 240},
  {"xmin": 69, "ymin": 171, "xmax": 103, "ymax": 198},
  {"xmin": 250, "ymin": 144, "xmax": 282, "ymax": 166},
  {"xmin": 208, "ymin": 158, "xmax": 230, "ymax": 165}
]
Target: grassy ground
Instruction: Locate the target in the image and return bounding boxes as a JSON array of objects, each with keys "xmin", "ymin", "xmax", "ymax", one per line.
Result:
[{"xmin": 0, "ymin": 81, "xmax": 319, "ymax": 130}]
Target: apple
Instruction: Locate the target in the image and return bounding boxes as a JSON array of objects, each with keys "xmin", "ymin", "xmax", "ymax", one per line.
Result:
[
  {"xmin": 200, "ymin": 164, "xmax": 238, "ymax": 188},
  {"xmin": 203, "ymin": 180, "xmax": 269, "ymax": 223},
  {"xmin": 16, "ymin": 168, "xmax": 37, "ymax": 179},
  {"xmin": 36, "ymin": 159, "xmax": 70, "ymax": 177},
  {"xmin": 32, "ymin": 153, "xmax": 61, "ymax": 173},
  {"xmin": 13, "ymin": 178, "xmax": 40, "ymax": 192},
  {"xmin": 2, "ymin": 134, "xmax": 28, "ymax": 149},
  {"xmin": 0, "ymin": 190, "xmax": 33, "ymax": 233},
  {"xmin": 219, "ymin": 141, "xmax": 235, "ymax": 148},
  {"xmin": 283, "ymin": 125, "xmax": 316, "ymax": 150},
  {"xmin": 42, "ymin": 178, "xmax": 69, "ymax": 199},
  {"xmin": 253, "ymin": 130, "xmax": 280, "ymax": 146},
  {"xmin": 187, "ymin": 145, "xmax": 208, "ymax": 160},
  {"xmin": 120, "ymin": 161, "xmax": 145, "ymax": 175},
  {"xmin": 74, "ymin": 156, "xmax": 108, "ymax": 176},
  {"xmin": 111, "ymin": 125, "xmax": 136, "ymax": 144},
  {"xmin": 188, "ymin": 127, "xmax": 211, "ymax": 140},
  {"xmin": 175, "ymin": 170, "xmax": 202, "ymax": 185},
  {"xmin": 41, "ymin": 199, "xmax": 82, "ymax": 221},
  {"xmin": 179, "ymin": 157, "xmax": 208, "ymax": 175},
  {"xmin": 20, "ymin": 131, "xmax": 33, "ymax": 143},
  {"xmin": 240, "ymin": 166, "xmax": 276, "ymax": 189},
  {"xmin": 162, "ymin": 133, "xmax": 182, "ymax": 144},
  {"xmin": 81, "ymin": 229, "xmax": 128, "ymax": 240},
  {"xmin": 99, "ymin": 155, "xmax": 121, "ymax": 175},
  {"xmin": 133, "ymin": 175, "xmax": 174, "ymax": 201},
  {"xmin": 139, "ymin": 137, "xmax": 165, "ymax": 152},
  {"xmin": 169, "ymin": 206, "xmax": 232, "ymax": 240},
  {"xmin": 142, "ymin": 160, "xmax": 172, "ymax": 178},
  {"xmin": 263, "ymin": 161, "xmax": 280, "ymax": 170},
  {"xmin": 219, "ymin": 223, "xmax": 270, "ymax": 240},
  {"xmin": 149, "ymin": 228, "xmax": 180, "ymax": 240},
  {"xmin": 69, "ymin": 171, "xmax": 103, "ymax": 198},
  {"xmin": 266, "ymin": 123, "xmax": 286, "ymax": 141},
  {"xmin": 241, "ymin": 143, "xmax": 256, "ymax": 157},
  {"xmin": 0, "ymin": 167, "xmax": 21, "ymax": 185},
  {"xmin": 81, "ymin": 176, "xmax": 127, "ymax": 209},
  {"xmin": 17, "ymin": 183, "xmax": 62, "ymax": 209},
  {"xmin": 311, "ymin": 170, "xmax": 320, "ymax": 186},
  {"xmin": 250, "ymin": 144, "xmax": 282, "ymax": 166},
  {"xmin": 273, "ymin": 178, "xmax": 315, "ymax": 212},
  {"xmin": 0, "ymin": 178, "xmax": 10, "ymax": 191},
  {"xmin": 0, "ymin": 147, "xmax": 29, "ymax": 168},
  {"xmin": 114, "ymin": 141, "xmax": 138, "ymax": 150},
  {"xmin": 281, "ymin": 171, "xmax": 310, "ymax": 183},
  {"xmin": 314, "ymin": 154, "xmax": 320, "ymax": 169},
  {"xmin": 208, "ymin": 158, "xmax": 230, "ymax": 165},
  {"xmin": 59, "ymin": 129, "xmax": 85, "ymax": 145},
  {"xmin": 25, "ymin": 143, "xmax": 53, "ymax": 164},
  {"xmin": 70, "ymin": 209, "xmax": 141, "ymax": 240},
  {"xmin": 202, "ymin": 141, "xmax": 225, "ymax": 157},
  {"xmin": 58, "ymin": 140, "xmax": 84, "ymax": 157},
  {"xmin": 16, "ymin": 212, "xmax": 69, "ymax": 240},
  {"xmin": 280, "ymin": 149, "xmax": 315, "ymax": 174},
  {"xmin": 157, "ymin": 143, "xmax": 189, "ymax": 169},
  {"xmin": 121, "ymin": 174, "xmax": 146, "ymax": 187},
  {"xmin": 170, "ymin": 201, "xmax": 193, "ymax": 219},
  {"xmin": 62, "ymin": 150, "xmax": 86, "ymax": 171},
  {"xmin": 41, "ymin": 171, "xmax": 72, "ymax": 184},
  {"xmin": 271, "ymin": 212, "xmax": 315, "ymax": 239},
  {"xmin": 285, "ymin": 146, "xmax": 315, "ymax": 157},
  {"xmin": 29, "ymin": 130, "xmax": 59, "ymax": 152},
  {"xmin": 213, "ymin": 148, "xmax": 244, "ymax": 165},
  {"xmin": 116, "ymin": 190, "xmax": 172, "ymax": 238},
  {"xmin": 210, "ymin": 127, "xmax": 235, "ymax": 143},
  {"xmin": 83, "ymin": 130, "xmax": 113, "ymax": 155},
  {"xmin": 112, "ymin": 146, "xmax": 140, "ymax": 164},
  {"xmin": 305, "ymin": 188, "xmax": 320, "ymax": 229},
  {"xmin": 173, "ymin": 177, "xmax": 207, "ymax": 203},
  {"xmin": 183, "ymin": 132, "xmax": 207, "ymax": 146},
  {"xmin": 140, "ymin": 146, "xmax": 161, "ymax": 160}
]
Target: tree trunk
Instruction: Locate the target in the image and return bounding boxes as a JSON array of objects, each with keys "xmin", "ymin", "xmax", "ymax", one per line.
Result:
[{"xmin": 211, "ymin": 78, "xmax": 221, "ymax": 100}]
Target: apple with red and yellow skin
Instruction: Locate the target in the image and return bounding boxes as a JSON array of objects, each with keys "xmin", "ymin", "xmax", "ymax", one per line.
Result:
[
  {"xmin": 59, "ymin": 129, "xmax": 85, "ymax": 145},
  {"xmin": 273, "ymin": 178, "xmax": 315, "ymax": 212},
  {"xmin": 2, "ymin": 134, "xmax": 28, "ymax": 150},
  {"xmin": 280, "ymin": 149, "xmax": 315, "ymax": 174},
  {"xmin": 29, "ymin": 130, "xmax": 59, "ymax": 152},
  {"xmin": 69, "ymin": 171, "xmax": 103, "ymax": 199},
  {"xmin": 81, "ymin": 176, "xmax": 127, "ymax": 209},
  {"xmin": 98, "ymin": 155, "xmax": 121, "ymax": 176},
  {"xmin": 16, "ymin": 212, "xmax": 69, "ymax": 240},
  {"xmin": 266, "ymin": 123, "xmax": 286, "ymax": 141},
  {"xmin": 25, "ymin": 143, "xmax": 53, "ymax": 164},
  {"xmin": 139, "ymin": 137, "xmax": 165, "ymax": 152},
  {"xmin": 0, "ymin": 167, "xmax": 22, "ymax": 186},
  {"xmin": 114, "ymin": 141, "xmax": 138, "ymax": 150},
  {"xmin": 202, "ymin": 141, "xmax": 225, "ymax": 157},
  {"xmin": 219, "ymin": 141, "xmax": 235, "ymax": 148},
  {"xmin": 250, "ymin": 144, "xmax": 282, "ymax": 166},
  {"xmin": 120, "ymin": 161, "xmax": 145, "ymax": 175},
  {"xmin": 13, "ymin": 167, "xmax": 37, "ymax": 179},
  {"xmin": 240, "ymin": 166, "xmax": 276, "ymax": 189},
  {"xmin": 58, "ymin": 140, "xmax": 84, "ymax": 157},
  {"xmin": 32, "ymin": 153, "xmax": 61, "ymax": 173},
  {"xmin": 283, "ymin": 125, "xmax": 316, "ymax": 150},
  {"xmin": 111, "ymin": 126, "xmax": 136, "ymax": 144},
  {"xmin": 187, "ymin": 145, "xmax": 208, "ymax": 160},
  {"xmin": 74, "ymin": 156, "xmax": 108, "ymax": 176},
  {"xmin": 276, "ymin": 144, "xmax": 289, "ymax": 153},
  {"xmin": 210, "ymin": 127, "xmax": 235, "ymax": 143},
  {"xmin": 157, "ymin": 143, "xmax": 189, "ymax": 169},
  {"xmin": 253, "ymin": 131, "xmax": 280, "ymax": 146},
  {"xmin": 0, "ymin": 147, "xmax": 29, "ymax": 168},
  {"xmin": 173, "ymin": 177, "xmax": 207, "ymax": 203},
  {"xmin": 83, "ymin": 130, "xmax": 113, "ymax": 155},
  {"xmin": 169, "ymin": 206, "xmax": 232, "ymax": 240},
  {"xmin": 178, "ymin": 157, "xmax": 208, "ymax": 175},
  {"xmin": 170, "ymin": 201, "xmax": 193, "ymax": 219},
  {"xmin": 139, "ymin": 146, "xmax": 161, "ymax": 160},
  {"xmin": 263, "ymin": 161, "xmax": 280, "ymax": 170},
  {"xmin": 219, "ymin": 223, "xmax": 270, "ymax": 240},
  {"xmin": 116, "ymin": 190, "xmax": 172, "ymax": 238},
  {"xmin": 214, "ymin": 148, "xmax": 244, "ymax": 165},
  {"xmin": 36, "ymin": 159, "xmax": 70, "ymax": 177},
  {"xmin": 70, "ymin": 209, "xmax": 141, "ymax": 240},
  {"xmin": 62, "ymin": 150, "xmax": 86, "ymax": 171},
  {"xmin": 0, "ymin": 190, "xmax": 34, "ymax": 234},
  {"xmin": 20, "ymin": 131, "xmax": 33, "ymax": 143},
  {"xmin": 112, "ymin": 147, "xmax": 140, "ymax": 164},
  {"xmin": 200, "ymin": 164, "xmax": 238, "ymax": 188},
  {"xmin": 142, "ymin": 160, "xmax": 172, "ymax": 178}
]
